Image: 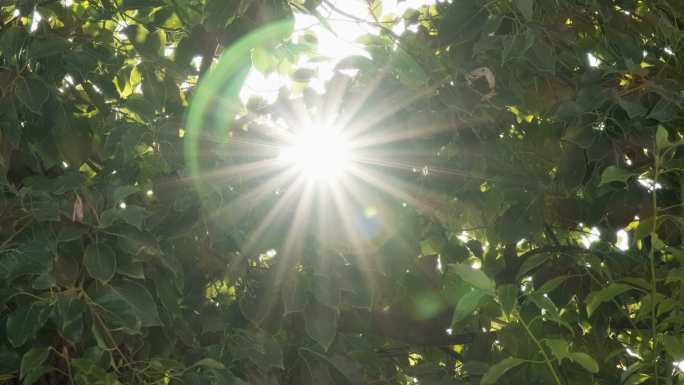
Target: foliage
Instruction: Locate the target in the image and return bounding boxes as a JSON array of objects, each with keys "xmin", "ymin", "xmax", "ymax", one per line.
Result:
[{"xmin": 1, "ymin": 0, "xmax": 684, "ymax": 385}]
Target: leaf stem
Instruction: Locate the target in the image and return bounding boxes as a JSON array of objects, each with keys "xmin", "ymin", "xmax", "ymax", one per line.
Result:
[
  {"xmin": 650, "ymin": 147, "xmax": 660, "ymax": 384},
  {"xmin": 518, "ymin": 313, "xmax": 563, "ymax": 385}
]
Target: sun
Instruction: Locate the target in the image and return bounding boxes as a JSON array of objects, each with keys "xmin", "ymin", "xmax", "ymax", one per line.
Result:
[{"xmin": 278, "ymin": 126, "xmax": 352, "ymax": 182}]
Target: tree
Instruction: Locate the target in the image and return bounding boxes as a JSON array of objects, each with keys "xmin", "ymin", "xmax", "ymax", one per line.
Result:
[{"xmin": 1, "ymin": 0, "xmax": 684, "ymax": 384}]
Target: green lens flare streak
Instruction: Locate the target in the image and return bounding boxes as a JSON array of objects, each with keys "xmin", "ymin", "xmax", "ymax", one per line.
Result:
[{"xmin": 185, "ymin": 20, "xmax": 294, "ymax": 190}]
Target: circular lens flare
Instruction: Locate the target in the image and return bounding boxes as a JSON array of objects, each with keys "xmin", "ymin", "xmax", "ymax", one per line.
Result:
[{"xmin": 279, "ymin": 127, "xmax": 351, "ymax": 181}]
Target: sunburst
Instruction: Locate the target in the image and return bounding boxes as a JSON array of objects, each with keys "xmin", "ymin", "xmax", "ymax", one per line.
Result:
[{"xmin": 184, "ymin": 20, "xmax": 467, "ymax": 276}]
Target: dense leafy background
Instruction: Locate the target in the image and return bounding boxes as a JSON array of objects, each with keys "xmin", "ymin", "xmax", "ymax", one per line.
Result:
[{"xmin": 1, "ymin": 0, "xmax": 684, "ymax": 384}]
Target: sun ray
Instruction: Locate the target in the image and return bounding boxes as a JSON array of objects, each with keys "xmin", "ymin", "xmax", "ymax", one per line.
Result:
[
  {"xmin": 240, "ymin": 173, "xmax": 311, "ymax": 255},
  {"xmin": 349, "ymin": 119, "xmax": 455, "ymax": 149},
  {"xmin": 276, "ymin": 180, "xmax": 317, "ymax": 275},
  {"xmin": 202, "ymin": 166, "xmax": 303, "ymax": 231},
  {"xmin": 180, "ymin": 158, "xmax": 284, "ymax": 187},
  {"xmin": 342, "ymin": 82, "xmax": 446, "ymax": 141}
]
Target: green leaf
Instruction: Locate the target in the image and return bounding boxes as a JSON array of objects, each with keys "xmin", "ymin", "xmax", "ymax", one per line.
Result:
[
  {"xmin": 84, "ymin": 243, "xmax": 117, "ymax": 283},
  {"xmin": 300, "ymin": 348, "xmax": 366, "ymax": 385},
  {"xmin": 31, "ymin": 36, "xmax": 69, "ymax": 59},
  {"xmin": 54, "ymin": 254, "xmax": 81, "ymax": 287},
  {"xmin": 544, "ymin": 338, "xmax": 571, "ymax": 361},
  {"xmin": 480, "ymin": 357, "xmax": 526, "ymax": 385},
  {"xmin": 562, "ymin": 125, "xmax": 594, "ymax": 149},
  {"xmin": 662, "ymin": 335, "xmax": 684, "ymax": 360},
  {"xmin": 369, "ymin": 0, "xmax": 383, "ymax": 19},
  {"xmin": 6, "ymin": 301, "xmax": 50, "ymax": 347},
  {"xmin": 15, "ymin": 78, "xmax": 50, "ymax": 114},
  {"xmin": 117, "ymin": 205, "xmax": 148, "ymax": 230},
  {"xmin": 624, "ymin": 373, "xmax": 650, "ymax": 385},
  {"xmin": 292, "ymin": 68, "xmax": 316, "ymax": 82},
  {"xmin": 619, "ymin": 99, "xmax": 648, "ymax": 119},
  {"xmin": 568, "ymin": 352, "xmax": 599, "ymax": 373},
  {"xmin": 393, "ymin": 49, "xmax": 428, "ymax": 88},
  {"xmin": 556, "ymin": 101, "xmax": 583, "ymax": 120},
  {"xmin": 599, "ymin": 166, "xmax": 634, "ymax": 186},
  {"xmin": 648, "ymin": 99, "xmax": 675, "ymax": 122},
  {"xmin": 94, "ymin": 279, "xmax": 161, "ymax": 328},
  {"xmin": 516, "ymin": 252, "xmax": 551, "ymax": 279},
  {"xmin": 252, "ymin": 47, "xmax": 276, "ymax": 74},
  {"xmin": 101, "ymin": 205, "xmax": 148, "ymax": 230},
  {"xmin": 585, "ymin": 283, "xmax": 633, "ymax": 317},
  {"xmin": 666, "ymin": 268, "xmax": 684, "ymax": 284},
  {"xmin": 113, "ymin": 185, "xmax": 140, "ymax": 203},
  {"xmin": 527, "ymin": 292, "xmax": 560, "ymax": 316},
  {"xmin": 232, "ymin": 330, "xmax": 284, "ymax": 371},
  {"xmin": 536, "ymin": 275, "xmax": 570, "ymax": 294},
  {"xmin": 191, "ymin": 358, "xmax": 225, "ymax": 370},
  {"xmin": 449, "ymin": 263, "xmax": 495, "ymax": 294},
  {"xmin": 282, "ymin": 277, "xmax": 307, "ymax": 315},
  {"xmin": 31, "ymin": 198, "xmax": 61, "ymax": 222},
  {"xmin": 544, "ymin": 340, "xmax": 598, "ymax": 373},
  {"xmin": 656, "ymin": 125, "xmax": 670, "ymax": 150},
  {"xmin": 121, "ymin": 0, "xmax": 165, "ymax": 10},
  {"xmin": 55, "ymin": 293, "xmax": 85, "ymax": 343},
  {"xmin": 452, "ymin": 288, "xmax": 489, "ymax": 324},
  {"xmin": 304, "ymin": 302, "xmax": 338, "ymax": 350},
  {"xmin": 515, "ymin": 0, "xmax": 534, "ymax": 20},
  {"xmin": 497, "ymin": 284, "xmax": 518, "ymax": 316},
  {"xmin": 20, "ymin": 347, "xmax": 49, "ymax": 385}
]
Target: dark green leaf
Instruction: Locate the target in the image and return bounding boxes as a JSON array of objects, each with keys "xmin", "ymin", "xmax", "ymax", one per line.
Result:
[
  {"xmin": 647, "ymin": 100, "xmax": 675, "ymax": 122},
  {"xmin": 30, "ymin": 36, "xmax": 69, "ymax": 59},
  {"xmin": 619, "ymin": 99, "xmax": 648, "ymax": 119},
  {"xmin": 536, "ymin": 275, "xmax": 570, "ymax": 294},
  {"xmin": 55, "ymin": 292, "xmax": 85, "ymax": 342},
  {"xmin": 300, "ymin": 348, "xmax": 366, "ymax": 385},
  {"xmin": 15, "ymin": 78, "xmax": 50, "ymax": 114},
  {"xmin": 304, "ymin": 302, "xmax": 338, "ymax": 350},
  {"xmin": 282, "ymin": 277, "xmax": 307, "ymax": 315},
  {"xmin": 6, "ymin": 302, "xmax": 50, "ymax": 347},
  {"xmin": 515, "ymin": 0, "xmax": 534, "ymax": 20},
  {"xmin": 192, "ymin": 358, "xmax": 225, "ymax": 370},
  {"xmin": 544, "ymin": 338, "xmax": 570, "ymax": 362},
  {"xmin": 20, "ymin": 347, "xmax": 49, "ymax": 385},
  {"xmin": 516, "ymin": 253, "xmax": 551, "ymax": 280},
  {"xmin": 94, "ymin": 279, "xmax": 161, "ymax": 328},
  {"xmin": 84, "ymin": 243, "xmax": 117, "ymax": 283}
]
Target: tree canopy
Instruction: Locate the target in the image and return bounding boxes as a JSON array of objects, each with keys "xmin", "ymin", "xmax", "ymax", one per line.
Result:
[{"xmin": 1, "ymin": 0, "xmax": 684, "ymax": 384}]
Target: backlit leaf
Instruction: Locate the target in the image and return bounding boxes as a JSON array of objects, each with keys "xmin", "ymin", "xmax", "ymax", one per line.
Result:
[
  {"xmin": 497, "ymin": 284, "xmax": 518, "ymax": 316},
  {"xmin": 452, "ymin": 288, "xmax": 489, "ymax": 324},
  {"xmin": 599, "ymin": 166, "xmax": 634, "ymax": 186},
  {"xmin": 449, "ymin": 263, "xmax": 495, "ymax": 294},
  {"xmin": 585, "ymin": 283, "xmax": 633, "ymax": 317}
]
